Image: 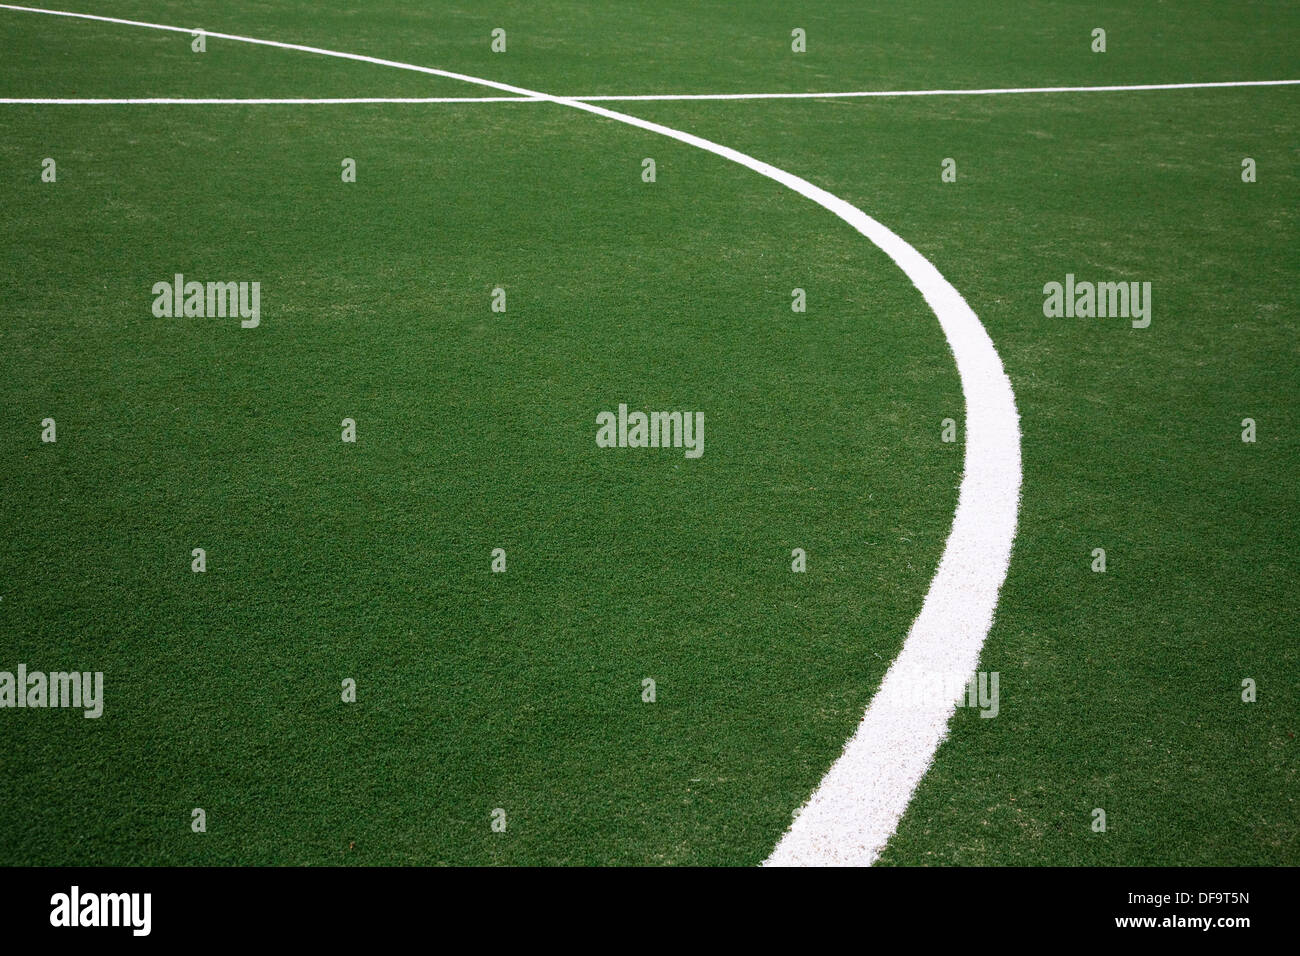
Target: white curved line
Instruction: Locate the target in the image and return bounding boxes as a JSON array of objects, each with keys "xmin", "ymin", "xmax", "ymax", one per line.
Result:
[{"xmin": 2, "ymin": 2, "xmax": 1022, "ymax": 866}]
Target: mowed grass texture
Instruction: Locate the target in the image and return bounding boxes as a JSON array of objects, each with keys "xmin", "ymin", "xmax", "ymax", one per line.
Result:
[
  {"xmin": 0, "ymin": 8, "xmax": 959, "ymax": 865},
  {"xmin": 1, "ymin": 1, "xmax": 1296, "ymax": 865},
  {"xmin": 626, "ymin": 86, "xmax": 1300, "ymax": 864}
]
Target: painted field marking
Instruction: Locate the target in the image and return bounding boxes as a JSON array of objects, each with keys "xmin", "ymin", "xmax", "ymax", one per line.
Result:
[
  {"xmin": 575, "ymin": 79, "xmax": 1300, "ymax": 100},
  {"xmin": 0, "ymin": 1, "xmax": 1021, "ymax": 867},
  {"xmin": 4, "ymin": 79, "xmax": 1298, "ymax": 106},
  {"xmin": 0, "ymin": 96, "xmax": 542, "ymax": 104}
]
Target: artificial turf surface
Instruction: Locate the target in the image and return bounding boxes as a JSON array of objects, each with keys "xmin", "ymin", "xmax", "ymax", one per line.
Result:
[{"xmin": 0, "ymin": 0, "xmax": 1295, "ymax": 865}]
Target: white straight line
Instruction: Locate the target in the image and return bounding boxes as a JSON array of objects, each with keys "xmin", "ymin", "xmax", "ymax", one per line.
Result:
[
  {"xmin": 0, "ymin": 96, "xmax": 541, "ymax": 104},
  {"xmin": 573, "ymin": 79, "xmax": 1300, "ymax": 100},
  {"xmin": 3, "ymin": 79, "xmax": 1298, "ymax": 106},
  {"xmin": 1, "ymin": 1, "xmax": 1024, "ymax": 867}
]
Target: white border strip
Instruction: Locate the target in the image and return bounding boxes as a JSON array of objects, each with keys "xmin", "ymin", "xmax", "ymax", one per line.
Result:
[
  {"xmin": 1, "ymin": 1, "xmax": 1023, "ymax": 867},
  {"xmin": 3, "ymin": 79, "xmax": 1298, "ymax": 106}
]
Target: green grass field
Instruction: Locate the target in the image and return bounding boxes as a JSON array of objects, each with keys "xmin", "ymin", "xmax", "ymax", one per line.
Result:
[{"xmin": 0, "ymin": 1, "xmax": 1296, "ymax": 866}]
